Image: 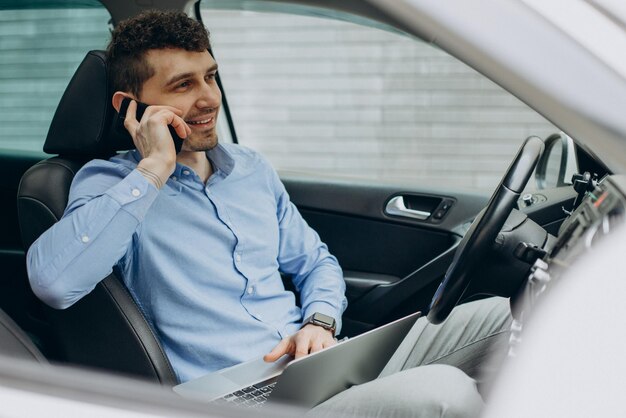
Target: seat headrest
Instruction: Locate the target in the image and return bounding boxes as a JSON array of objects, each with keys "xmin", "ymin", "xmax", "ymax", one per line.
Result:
[{"xmin": 43, "ymin": 50, "xmax": 134, "ymax": 156}]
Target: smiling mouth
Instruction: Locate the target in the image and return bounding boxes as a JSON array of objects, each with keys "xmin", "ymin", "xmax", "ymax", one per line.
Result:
[
  {"xmin": 185, "ymin": 110, "xmax": 217, "ymax": 126},
  {"xmin": 186, "ymin": 116, "xmax": 214, "ymax": 126}
]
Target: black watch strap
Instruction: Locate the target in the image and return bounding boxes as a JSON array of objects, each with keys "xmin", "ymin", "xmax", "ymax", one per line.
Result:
[{"xmin": 302, "ymin": 312, "xmax": 337, "ymax": 336}]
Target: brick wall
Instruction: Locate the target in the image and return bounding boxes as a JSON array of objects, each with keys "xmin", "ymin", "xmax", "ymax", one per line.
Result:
[
  {"xmin": 0, "ymin": 8, "xmax": 110, "ymax": 151},
  {"xmin": 203, "ymin": 10, "xmax": 557, "ymax": 190}
]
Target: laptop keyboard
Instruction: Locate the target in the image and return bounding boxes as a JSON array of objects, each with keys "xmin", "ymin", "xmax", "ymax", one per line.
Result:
[{"xmin": 215, "ymin": 380, "xmax": 277, "ymax": 408}]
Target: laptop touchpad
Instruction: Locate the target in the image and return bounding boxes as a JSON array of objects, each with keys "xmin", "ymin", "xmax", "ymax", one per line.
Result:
[{"xmin": 223, "ymin": 355, "xmax": 292, "ymax": 385}]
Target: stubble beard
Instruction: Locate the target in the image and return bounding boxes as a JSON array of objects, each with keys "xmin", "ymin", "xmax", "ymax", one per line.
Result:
[{"xmin": 182, "ymin": 128, "xmax": 219, "ymax": 152}]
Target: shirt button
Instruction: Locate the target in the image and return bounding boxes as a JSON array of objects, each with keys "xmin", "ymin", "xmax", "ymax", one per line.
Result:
[
  {"xmin": 81, "ymin": 235, "xmax": 89, "ymax": 243},
  {"xmin": 131, "ymin": 188, "xmax": 141, "ymax": 197},
  {"xmin": 247, "ymin": 286, "xmax": 254, "ymax": 294},
  {"xmin": 182, "ymin": 170, "xmax": 190, "ymax": 176},
  {"xmin": 171, "ymin": 176, "xmax": 177, "ymax": 181},
  {"xmin": 235, "ymin": 253, "xmax": 241, "ymax": 262}
]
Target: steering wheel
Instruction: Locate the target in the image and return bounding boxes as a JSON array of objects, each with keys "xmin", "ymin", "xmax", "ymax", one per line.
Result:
[{"xmin": 427, "ymin": 136, "xmax": 545, "ymax": 324}]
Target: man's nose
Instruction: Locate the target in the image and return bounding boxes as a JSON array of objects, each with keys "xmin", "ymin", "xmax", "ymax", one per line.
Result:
[{"xmin": 197, "ymin": 80, "xmax": 221, "ymax": 109}]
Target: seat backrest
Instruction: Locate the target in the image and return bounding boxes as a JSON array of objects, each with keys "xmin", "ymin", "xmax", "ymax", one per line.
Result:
[
  {"xmin": 0, "ymin": 307, "xmax": 47, "ymax": 364},
  {"xmin": 16, "ymin": 51, "xmax": 177, "ymax": 385}
]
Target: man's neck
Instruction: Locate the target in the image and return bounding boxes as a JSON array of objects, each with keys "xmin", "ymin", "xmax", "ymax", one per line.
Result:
[{"xmin": 176, "ymin": 151, "xmax": 213, "ymax": 183}]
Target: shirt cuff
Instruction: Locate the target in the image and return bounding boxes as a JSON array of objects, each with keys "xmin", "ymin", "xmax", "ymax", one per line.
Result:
[{"xmin": 105, "ymin": 169, "xmax": 160, "ymax": 222}]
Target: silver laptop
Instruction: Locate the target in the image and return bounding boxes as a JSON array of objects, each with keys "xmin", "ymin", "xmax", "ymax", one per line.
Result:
[{"xmin": 173, "ymin": 311, "xmax": 420, "ymax": 409}]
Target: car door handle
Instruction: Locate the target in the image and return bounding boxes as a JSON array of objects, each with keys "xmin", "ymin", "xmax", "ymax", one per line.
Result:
[{"xmin": 385, "ymin": 196, "xmax": 431, "ymax": 220}]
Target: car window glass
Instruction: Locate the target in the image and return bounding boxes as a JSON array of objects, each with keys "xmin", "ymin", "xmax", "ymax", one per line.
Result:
[
  {"xmin": 202, "ymin": 7, "xmax": 562, "ymax": 191},
  {"xmin": 0, "ymin": 6, "xmax": 111, "ymax": 152}
]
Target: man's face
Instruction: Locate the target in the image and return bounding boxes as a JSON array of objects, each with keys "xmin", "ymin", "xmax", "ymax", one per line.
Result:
[{"xmin": 139, "ymin": 48, "xmax": 222, "ymax": 152}]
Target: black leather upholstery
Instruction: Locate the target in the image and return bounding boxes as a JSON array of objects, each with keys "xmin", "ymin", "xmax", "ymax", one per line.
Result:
[
  {"xmin": 44, "ymin": 50, "xmax": 134, "ymax": 156},
  {"xmin": 17, "ymin": 51, "xmax": 177, "ymax": 385},
  {"xmin": 0, "ymin": 308, "xmax": 47, "ymax": 363},
  {"xmin": 18, "ymin": 158, "xmax": 88, "ymax": 249}
]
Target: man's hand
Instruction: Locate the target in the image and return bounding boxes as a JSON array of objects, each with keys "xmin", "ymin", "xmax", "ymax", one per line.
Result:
[
  {"xmin": 264, "ymin": 324, "xmax": 336, "ymax": 362},
  {"xmin": 124, "ymin": 100, "xmax": 191, "ymax": 188}
]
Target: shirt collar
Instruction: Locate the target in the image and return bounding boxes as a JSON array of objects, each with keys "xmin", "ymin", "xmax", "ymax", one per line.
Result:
[
  {"xmin": 128, "ymin": 143, "xmax": 235, "ymax": 179},
  {"xmin": 206, "ymin": 143, "xmax": 235, "ymax": 177}
]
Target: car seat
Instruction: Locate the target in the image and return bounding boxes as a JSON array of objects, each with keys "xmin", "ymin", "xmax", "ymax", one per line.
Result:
[
  {"xmin": 16, "ymin": 51, "xmax": 177, "ymax": 385},
  {"xmin": 0, "ymin": 307, "xmax": 47, "ymax": 364}
]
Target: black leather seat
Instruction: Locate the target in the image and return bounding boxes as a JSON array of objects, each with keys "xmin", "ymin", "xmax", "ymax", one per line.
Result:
[
  {"xmin": 17, "ymin": 51, "xmax": 177, "ymax": 385},
  {"xmin": 0, "ymin": 307, "xmax": 47, "ymax": 364}
]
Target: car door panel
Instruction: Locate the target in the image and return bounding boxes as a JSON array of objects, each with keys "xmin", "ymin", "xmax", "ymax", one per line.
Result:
[
  {"xmin": 300, "ymin": 210, "xmax": 455, "ymax": 278},
  {"xmin": 282, "ymin": 173, "xmax": 489, "ymax": 334},
  {"xmin": 283, "ymin": 174, "xmax": 489, "ymax": 231}
]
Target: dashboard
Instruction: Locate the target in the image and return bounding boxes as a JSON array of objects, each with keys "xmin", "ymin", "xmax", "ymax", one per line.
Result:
[
  {"xmin": 548, "ymin": 175, "xmax": 626, "ymax": 276},
  {"xmin": 509, "ymin": 175, "xmax": 626, "ymax": 352},
  {"xmin": 514, "ymin": 175, "xmax": 626, "ymax": 320}
]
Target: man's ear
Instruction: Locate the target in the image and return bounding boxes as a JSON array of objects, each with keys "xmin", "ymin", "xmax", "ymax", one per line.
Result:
[{"xmin": 112, "ymin": 91, "xmax": 135, "ymax": 112}]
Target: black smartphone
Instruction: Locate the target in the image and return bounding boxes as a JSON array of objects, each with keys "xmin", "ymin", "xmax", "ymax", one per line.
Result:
[{"xmin": 115, "ymin": 97, "xmax": 184, "ymax": 153}]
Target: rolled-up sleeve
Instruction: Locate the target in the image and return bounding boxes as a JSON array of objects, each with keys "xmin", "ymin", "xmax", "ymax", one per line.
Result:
[
  {"xmin": 27, "ymin": 160, "xmax": 159, "ymax": 309},
  {"xmin": 270, "ymin": 168, "xmax": 347, "ymax": 334}
]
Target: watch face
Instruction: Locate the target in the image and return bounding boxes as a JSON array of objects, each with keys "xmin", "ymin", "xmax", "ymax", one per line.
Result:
[
  {"xmin": 313, "ymin": 313, "xmax": 334, "ymax": 327},
  {"xmin": 305, "ymin": 313, "xmax": 336, "ymax": 336}
]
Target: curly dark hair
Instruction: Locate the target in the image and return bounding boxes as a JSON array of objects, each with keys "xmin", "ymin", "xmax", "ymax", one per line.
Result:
[{"xmin": 106, "ymin": 10, "xmax": 211, "ymax": 97}]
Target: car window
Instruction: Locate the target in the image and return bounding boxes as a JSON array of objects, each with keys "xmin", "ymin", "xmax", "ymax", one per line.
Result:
[
  {"xmin": 0, "ymin": 5, "xmax": 111, "ymax": 153},
  {"xmin": 201, "ymin": 5, "xmax": 562, "ymax": 191}
]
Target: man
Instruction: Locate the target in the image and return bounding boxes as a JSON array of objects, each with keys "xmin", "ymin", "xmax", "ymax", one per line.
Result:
[
  {"xmin": 28, "ymin": 10, "xmax": 345, "ymax": 382},
  {"xmin": 27, "ymin": 10, "xmax": 510, "ymax": 417}
]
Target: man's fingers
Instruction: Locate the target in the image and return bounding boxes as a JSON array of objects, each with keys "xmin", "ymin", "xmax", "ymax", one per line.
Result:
[
  {"xmin": 265, "ymin": 327, "xmax": 336, "ymax": 362},
  {"xmin": 294, "ymin": 346, "xmax": 309, "ymax": 359},
  {"xmin": 263, "ymin": 337, "xmax": 292, "ymax": 362},
  {"xmin": 294, "ymin": 333, "xmax": 313, "ymax": 359},
  {"xmin": 150, "ymin": 109, "xmax": 190, "ymax": 140},
  {"xmin": 123, "ymin": 99, "xmax": 139, "ymax": 133},
  {"xmin": 310, "ymin": 340, "xmax": 324, "ymax": 354},
  {"xmin": 153, "ymin": 104, "xmax": 184, "ymax": 116},
  {"xmin": 309, "ymin": 332, "xmax": 336, "ymax": 354},
  {"xmin": 124, "ymin": 103, "xmax": 189, "ymax": 144},
  {"xmin": 169, "ymin": 115, "xmax": 189, "ymax": 139},
  {"xmin": 322, "ymin": 339, "xmax": 337, "ymax": 349}
]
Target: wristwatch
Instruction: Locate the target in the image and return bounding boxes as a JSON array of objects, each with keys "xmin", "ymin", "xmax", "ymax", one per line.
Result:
[{"xmin": 302, "ymin": 312, "xmax": 336, "ymax": 336}]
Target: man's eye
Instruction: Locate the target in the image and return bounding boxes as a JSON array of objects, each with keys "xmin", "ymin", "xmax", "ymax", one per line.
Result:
[
  {"xmin": 206, "ymin": 72, "xmax": 217, "ymax": 81},
  {"xmin": 178, "ymin": 81, "xmax": 191, "ymax": 88}
]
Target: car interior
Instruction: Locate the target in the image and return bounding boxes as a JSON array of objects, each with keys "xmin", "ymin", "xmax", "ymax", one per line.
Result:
[{"xmin": 0, "ymin": 0, "xmax": 621, "ymax": 414}]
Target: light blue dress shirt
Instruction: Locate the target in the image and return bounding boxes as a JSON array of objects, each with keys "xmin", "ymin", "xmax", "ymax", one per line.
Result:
[{"xmin": 27, "ymin": 143, "xmax": 347, "ymax": 382}]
